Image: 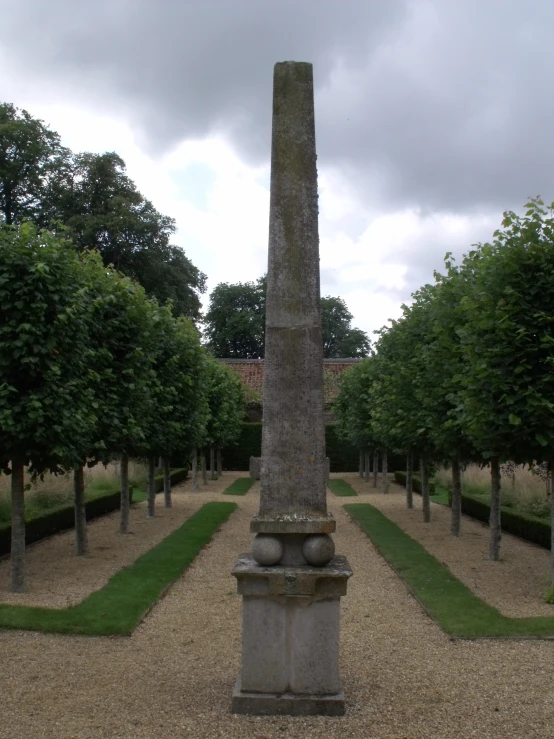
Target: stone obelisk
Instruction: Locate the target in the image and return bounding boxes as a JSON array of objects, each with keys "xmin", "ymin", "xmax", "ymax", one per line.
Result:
[{"xmin": 231, "ymin": 62, "xmax": 352, "ymax": 717}]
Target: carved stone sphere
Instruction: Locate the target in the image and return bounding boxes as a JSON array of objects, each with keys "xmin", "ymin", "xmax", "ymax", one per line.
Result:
[
  {"xmin": 303, "ymin": 534, "xmax": 335, "ymax": 567},
  {"xmin": 252, "ymin": 534, "xmax": 283, "ymax": 566}
]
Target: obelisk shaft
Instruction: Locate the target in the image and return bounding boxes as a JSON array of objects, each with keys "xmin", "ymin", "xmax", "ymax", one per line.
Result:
[{"xmin": 260, "ymin": 62, "xmax": 326, "ymax": 517}]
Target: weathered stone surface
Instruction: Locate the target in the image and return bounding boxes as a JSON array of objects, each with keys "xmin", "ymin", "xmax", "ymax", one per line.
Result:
[
  {"xmin": 249, "ymin": 456, "xmax": 261, "ymax": 480},
  {"xmin": 251, "ymin": 456, "xmax": 330, "ymax": 482},
  {"xmin": 303, "ymin": 534, "xmax": 335, "ymax": 566},
  {"xmin": 232, "ymin": 61, "xmax": 353, "ymax": 718},
  {"xmin": 260, "ymin": 61, "xmax": 326, "ymax": 519},
  {"xmin": 240, "ymin": 597, "xmax": 288, "ymax": 693},
  {"xmin": 238, "ymin": 596, "xmax": 342, "ymax": 695},
  {"xmin": 231, "ymin": 676, "xmax": 345, "ymax": 716},
  {"xmin": 232, "ymin": 554, "xmax": 352, "ymax": 598},
  {"xmin": 251, "ymin": 534, "xmax": 283, "ymax": 566},
  {"xmin": 250, "ymin": 512, "xmax": 336, "ymax": 535}
]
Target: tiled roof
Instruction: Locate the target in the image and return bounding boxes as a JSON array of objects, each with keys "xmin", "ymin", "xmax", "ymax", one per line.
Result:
[{"xmin": 218, "ymin": 358, "xmax": 361, "ymax": 405}]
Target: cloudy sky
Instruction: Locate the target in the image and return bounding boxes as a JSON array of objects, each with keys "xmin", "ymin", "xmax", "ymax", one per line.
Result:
[{"xmin": 1, "ymin": 0, "xmax": 553, "ymax": 339}]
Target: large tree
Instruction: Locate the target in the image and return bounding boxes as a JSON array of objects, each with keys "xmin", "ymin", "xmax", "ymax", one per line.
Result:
[
  {"xmin": 203, "ymin": 277, "xmax": 266, "ymax": 358},
  {"xmin": 46, "ymin": 151, "xmax": 206, "ymax": 318},
  {"xmin": 203, "ymin": 277, "xmax": 370, "ymax": 358},
  {"xmin": 0, "ymin": 103, "xmax": 69, "ymax": 226}
]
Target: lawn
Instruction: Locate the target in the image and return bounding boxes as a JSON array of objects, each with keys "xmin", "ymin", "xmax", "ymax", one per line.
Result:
[
  {"xmin": 223, "ymin": 478, "xmax": 255, "ymax": 495},
  {"xmin": 0, "ymin": 501, "xmax": 237, "ymax": 636},
  {"xmin": 327, "ymin": 478, "xmax": 358, "ymax": 496},
  {"xmin": 345, "ymin": 501, "xmax": 554, "ymax": 638}
]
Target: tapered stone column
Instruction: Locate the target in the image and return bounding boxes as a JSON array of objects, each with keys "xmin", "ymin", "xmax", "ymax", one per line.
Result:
[{"xmin": 231, "ymin": 61, "xmax": 352, "ymax": 717}]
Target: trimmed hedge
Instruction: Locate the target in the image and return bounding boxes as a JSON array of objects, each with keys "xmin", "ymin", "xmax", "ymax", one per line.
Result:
[
  {"xmin": 394, "ymin": 471, "xmax": 436, "ymax": 495},
  {"xmin": 0, "ymin": 467, "xmax": 189, "ymax": 557},
  {"xmin": 461, "ymin": 494, "xmax": 551, "ymax": 550},
  {"xmin": 394, "ymin": 471, "xmax": 551, "ymax": 551},
  {"xmin": 220, "ymin": 423, "xmax": 405, "ymax": 472},
  {"xmin": 221, "ymin": 423, "xmax": 262, "ymax": 470}
]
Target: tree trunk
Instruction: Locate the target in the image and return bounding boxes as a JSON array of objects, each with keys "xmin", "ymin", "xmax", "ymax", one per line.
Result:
[
  {"xmin": 10, "ymin": 459, "xmax": 26, "ymax": 592},
  {"xmin": 421, "ymin": 455, "xmax": 431, "ymax": 523},
  {"xmin": 406, "ymin": 451, "xmax": 414, "ymax": 509},
  {"xmin": 119, "ymin": 453, "xmax": 130, "ymax": 534},
  {"xmin": 147, "ymin": 455, "xmax": 156, "ymax": 518},
  {"xmin": 201, "ymin": 450, "xmax": 208, "ymax": 484},
  {"xmin": 372, "ymin": 450, "xmax": 379, "ymax": 488},
  {"xmin": 163, "ymin": 457, "xmax": 172, "ymax": 508},
  {"xmin": 216, "ymin": 444, "xmax": 223, "ymax": 477},
  {"xmin": 364, "ymin": 449, "xmax": 370, "ymax": 483},
  {"xmin": 209, "ymin": 444, "xmax": 216, "ymax": 480},
  {"xmin": 451, "ymin": 455, "xmax": 462, "ymax": 536},
  {"xmin": 548, "ymin": 460, "xmax": 554, "ymax": 587},
  {"xmin": 488, "ymin": 456, "xmax": 502, "ymax": 561},
  {"xmin": 359, "ymin": 449, "xmax": 364, "ymax": 478},
  {"xmin": 192, "ymin": 448, "xmax": 199, "ymax": 492},
  {"xmin": 382, "ymin": 449, "xmax": 389, "ymax": 493},
  {"xmin": 74, "ymin": 464, "xmax": 88, "ymax": 555}
]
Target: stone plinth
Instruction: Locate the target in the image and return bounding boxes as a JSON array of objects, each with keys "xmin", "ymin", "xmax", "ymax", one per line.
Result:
[
  {"xmin": 249, "ymin": 456, "xmax": 261, "ymax": 480},
  {"xmin": 231, "ymin": 555, "xmax": 352, "ymax": 716}
]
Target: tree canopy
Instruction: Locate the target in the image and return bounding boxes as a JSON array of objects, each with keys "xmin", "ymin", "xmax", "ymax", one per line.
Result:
[
  {"xmin": 0, "ymin": 103, "xmax": 206, "ymax": 319},
  {"xmin": 0, "ymin": 103, "xmax": 69, "ymax": 227},
  {"xmin": 203, "ymin": 277, "xmax": 370, "ymax": 358}
]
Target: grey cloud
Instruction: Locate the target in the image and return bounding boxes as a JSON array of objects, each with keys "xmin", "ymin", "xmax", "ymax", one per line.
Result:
[{"xmin": 1, "ymin": 0, "xmax": 553, "ymax": 216}]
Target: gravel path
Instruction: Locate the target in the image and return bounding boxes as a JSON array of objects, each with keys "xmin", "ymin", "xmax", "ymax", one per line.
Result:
[
  {"xmin": 1, "ymin": 475, "xmax": 554, "ymax": 738},
  {"xmin": 343, "ymin": 473, "xmax": 554, "ymax": 618}
]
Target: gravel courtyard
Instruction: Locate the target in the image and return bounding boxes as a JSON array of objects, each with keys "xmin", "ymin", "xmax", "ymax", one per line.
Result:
[{"xmin": 1, "ymin": 474, "xmax": 553, "ymax": 739}]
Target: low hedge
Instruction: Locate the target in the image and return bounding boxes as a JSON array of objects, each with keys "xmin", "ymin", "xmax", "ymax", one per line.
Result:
[
  {"xmin": 0, "ymin": 467, "xmax": 188, "ymax": 557},
  {"xmin": 394, "ymin": 471, "xmax": 436, "ymax": 495},
  {"xmin": 461, "ymin": 494, "xmax": 551, "ymax": 550},
  {"xmin": 394, "ymin": 471, "xmax": 551, "ymax": 551}
]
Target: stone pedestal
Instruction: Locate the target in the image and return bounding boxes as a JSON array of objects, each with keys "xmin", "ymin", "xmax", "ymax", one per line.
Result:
[
  {"xmin": 249, "ymin": 456, "xmax": 261, "ymax": 480},
  {"xmin": 231, "ymin": 555, "xmax": 352, "ymax": 716}
]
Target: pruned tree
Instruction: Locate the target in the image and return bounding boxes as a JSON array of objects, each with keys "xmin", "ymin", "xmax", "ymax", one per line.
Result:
[
  {"xmin": 454, "ymin": 198, "xmax": 554, "ymax": 564},
  {"xmin": 0, "ymin": 223, "xmax": 97, "ymax": 588}
]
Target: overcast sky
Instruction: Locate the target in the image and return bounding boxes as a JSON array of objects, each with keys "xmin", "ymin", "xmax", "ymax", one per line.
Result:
[{"xmin": 1, "ymin": 0, "xmax": 553, "ymax": 339}]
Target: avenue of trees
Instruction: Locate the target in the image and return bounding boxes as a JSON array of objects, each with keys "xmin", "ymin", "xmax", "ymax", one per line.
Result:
[
  {"xmin": 0, "ymin": 223, "xmax": 244, "ymax": 592},
  {"xmin": 0, "ymin": 102, "xmax": 206, "ymax": 319},
  {"xmin": 334, "ymin": 198, "xmax": 554, "ymax": 583},
  {"xmin": 203, "ymin": 275, "xmax": 371, "ymax": 358}
]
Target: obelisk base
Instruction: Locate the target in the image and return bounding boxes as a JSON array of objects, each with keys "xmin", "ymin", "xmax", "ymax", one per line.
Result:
[
  {"xmin": 232, "ymin": 676, "xmax": 345, "ymax": 716},
  {"xmin": 231, "ymin": 555, "xmax": 352, "ymax": 716}
]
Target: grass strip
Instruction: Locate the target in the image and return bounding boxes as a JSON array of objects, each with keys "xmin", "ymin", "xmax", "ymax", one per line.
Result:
[
  {"xmin": 0, "ymin": 501, "xmax": 236, "ymax": 636},
  {"xmin": 223, "ymin": 478, "xmax": 255, "ymax": 496},
  {"xmin": 345, "ymin": 502, "xmax": 554, "ymax": 638},
  {"xmin": 328, "ymin": 479, "xmax": 358, "ymax": 497},
  {"xmin": 429, "ymin": 486, "xmax": 450, "ymax": 506}
]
